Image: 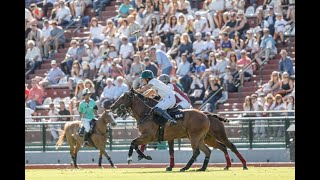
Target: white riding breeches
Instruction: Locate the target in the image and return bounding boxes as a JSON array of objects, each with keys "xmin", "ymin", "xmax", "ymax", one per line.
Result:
[
  {"xmin": 155, "ymin": 93, "xmax": 176, "ymax": 110},
  {"xmin": 178, "ymin": 100, "xmax": 192, "ymax": 109},
  {"xmin": 81, "ymin": 118, "xmax": 91, "ymax": 132}
]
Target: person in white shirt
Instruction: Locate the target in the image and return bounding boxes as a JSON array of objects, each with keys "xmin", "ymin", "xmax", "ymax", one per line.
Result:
[
  {"xmin": 194, "ymin": 12, "xmax": 210, "ymax": 36},
  {"xmin": 48, "ymin": 102, "xmax": 61, "ymax": 141},
  {"xmin": 25, "ymin": 105, "xmax": 36, "ymax": 122},
  {"xmin": 119, "ymin": 36, "xmax": 135, "ymax": 74},
  {"xmin": 55, "ymin": 0, "xmax": 71, "ymax": 26},
  {"xmin": 25, "ymin": 40, "xmax": 42, "ymax": 73},
  {"xmin": 192, "ymin": 32, "xmax": 206, "ymax": 56},
  {"xmin": 136, "ymin": 70, "xmax": 177, "ymax": 125},
  {"xmin": 113, "ymin": 76, "xmax": 129, "ymax": 99},
  {"xmin": 274, "ymin": 14, "xmax": 287, "ymax": 44},
  {"xmin": 25, "ymin": 8, "xmax": 37, "ymax": 32},
  {"xmin": 96, "ymin": 78, "xmax": 116, "ymax": 113},
  {"xmin": 40, "ymin": 20, "xmax": 53, "ymax": 58}
]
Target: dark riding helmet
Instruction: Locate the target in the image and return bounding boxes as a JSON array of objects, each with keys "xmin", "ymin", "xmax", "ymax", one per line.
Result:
[
  {"xmin": 82, "ymin": 88, "xmax": 92, "ymax": 96},
  {"xmin": 158, "ymin": 74, "xmax": 171, "ymax": 84},
  {"xmin": 140, "ymin": 70, "xmax": 154, "ymax": 79}
]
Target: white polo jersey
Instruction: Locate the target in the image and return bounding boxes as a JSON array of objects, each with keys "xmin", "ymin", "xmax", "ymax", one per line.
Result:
[{"xmin": 148, "ymin": 78, "xmax": 175, "ymax": 98}]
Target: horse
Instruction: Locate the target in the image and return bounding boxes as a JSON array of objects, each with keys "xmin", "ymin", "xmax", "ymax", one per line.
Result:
[
  {"xmin": 110, "ymin": 89, "xmax": 212, "ymax": 172},
  {"xmin": 123, "ymin": 91, "xmax": 248, "ymax": 171},
  {"xmin": 55, "ymin": 110, "xmax": 117, "ymax": 168}
]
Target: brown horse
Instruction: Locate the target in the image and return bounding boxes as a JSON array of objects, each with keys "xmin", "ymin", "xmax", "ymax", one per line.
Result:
[
  {"xmin": 134, "ymin": 93, "xmax": 248, "ymax": 171},
  {"xmin": 110, "ymin": 89, "xmax": 212, "ymax": 172},
  {"xmin": 55, "ymin": 110, "xmax": 117, "ymax": 168}
]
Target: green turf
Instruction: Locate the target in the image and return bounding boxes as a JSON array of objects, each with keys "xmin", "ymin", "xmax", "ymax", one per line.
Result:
[{"xmin": 26, "ymin": 167, "xmax": 295, "ymax": 180}]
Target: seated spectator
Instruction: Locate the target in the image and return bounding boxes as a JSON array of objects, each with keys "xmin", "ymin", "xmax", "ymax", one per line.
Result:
[
  {"xmin": 232, "ymin": 50, "xmax": 253, "ymax": 86},
  {"xmin": 89, "ymin": 17, "xmax": 105, "ymax": 44},
  {"xmin": 39, "ymin": 60, "xmax": 66, "ymax": 87},
  {"xmin": 96, "ymin": 78, "xmax": 116, "ymax": 113},
  {"xmin": 274, "ymin": 13, "xmax": 287, "ymax": 44},
  {"xmin": 48, "ymin": 20, "xmax": 66, "ymax": 53},
  {"xmin": 286, "ymin": 2, "xmax": 295, "ymax": 23},
  {"xmin": 145, "ymin": 16, "xmax": 159, "ymax": 37},
  {"xmin": 54, "ymin": 0, "xmax": 71, "ymax": 26},
  {"xmin": 215, "ymin": 52, "xmax": 230, "ymax": 82},
  {"xmin": 227, "ymin": 52, "xmax": 238, "ymax": 72},
  {"xmin": 109, "ymin": 62, "xmax": 124, "ymax": 79},
  {"xmin": 75, "ymin": 39, "xmax": 88, "ymax": 63},
  {"xmin": 127, "ymin": 14, "xmax": 141, "ymax": 45},
  {"xmin": 58, "ymin": 100, "xmax": 71, "ymax": 121},
  {"xmin": 29, "ymin": 3, "xmax": 44, "ymax": 21},
  {"xmin": 233, "ymin": 31, "xmax": 244, "ymax": 59},
  {"xmin": 184, "ymin": 16, "xmax": 195, "ymax": 42},
  {"xmin": 25, "ymin": 103, "xmax": 36, "ymax": 122},
  {"xmin": 222, "ymin": 65, "xmax": 237, "ymax": 92},
  {"xmin": 25, "ymin": 7, "xmax": 37, "ymax": 39},
  {"xmin": 178, "ymin": 33, "xmax": 193, "ymax": 63},
  {"xmin": 26, "ymin": 80, "xmax": 44, "ymax": 110},
  {"xmin": 192, "ymin": 32, "xmax": 207, "ymax": 58},
  {"xmin": 153, "ymin": 35, "xmax": 166, "ymax": 52},
  {"xmin": 49, "ymin": 2, "xmax": 60, "ymax": 21},
  {"xmin": 188, "ymin": 74, "xmax": 205, "ymax": 103},
  {"xmin": 119, "ymin": 35, "xmax": 135, "ymax": 74},
  {"xmin": 118, "ymin": 18, "xmax": 130, "ymax": 38},
  {"xmin": 127, "ymin": 55, "xmax": 145, "ymax": 89},
  {"xmin": 242, "ymin": 96, "xmax": 255, "ymax": 117},
  {"xmin": 113, "ymin": 76, "xmax": 129, "ymax": 98},
  {"xmin": 194, "ymin": 11, "xmax": 210, "ymax": 37},
  {"xmin": 103, "ymin": 20, "xmax": 120, "ymax": 51},
  {"xmin": 220, "ymin": 32, "xmax": 235, "ymax": 58},
  {"xmin": 221, "ymin": 11, "xmax": 237, "ymax": 34},
  {"xmin": 74, "ymin": 80, "xmax": 85, "ymax": 101},
  {"xmin": 244, "ymin": 30, "xmax": 260, "ymax": 59},
  {"xmin": 274, "ymin": 72, "xmax": 294, "ymax": 97},
  {"xmin": 212, "ymin": 0, "xmax": 225, "ymax": 29},
  {"xmin": 233, "ymin": 10, "xmax": 250, "ymax": 40},
  {"xmin": 93, "ymin": 0, "xmax": 111, "ymax": 16},
  {"xmin": 262, "ymin": 93, "xmax": 275, "ymax": 118},
  {"xmin": 25, "ymin": 84, "xmax": 30, "ymax": 101},
  {"xmin": 286, "ymin": 95, "xmax": 295, "ymax": 116},
  {"xmin": 255, "ymin": 28, "xmax": 277, "ymax": 66},
  {"xmin": 264, "ymin": 6, "xmax": 276, "ymax": 36},
  {"xmin": 278, "ymin": 49, "xmax": 294, "ymax": 76},
  {"xmin": 176, "ymin": 14, "xmax": 187, "ymax": 35},
  {"xmin": 86, "ymin": 40, "xmax": 99, "ymax": 68},
  {"xmin": 27, "ymin": 24, "xmax": 42, "ymax": 49},
  {"xmin": 68, "ymin": 97, "xmax": 79, "ymax": 121},
  {"xmin": 68, "ymin": 60, "xmax": 83, "ymax": 90},
  {"xmin": 84, "ymin": 79, "xmax": 97, "ymax": 100},
  {"xmin": 42, "ymin": 0, "xmax": 56, "ymax": 18},
  {"xmin": 203, "ymin": 75, "xmax": 223, "ymax": 113},
  {"xmin": 167, "ymin": 34, "xmax": 181, "ymax": 60},
  {"xmin": 40, "ymin": 19, "xmax": 53, "ymax": 58},
  {"xmin": 25, "ymin": 40, "xmax": 42, "ymax": 74},
  {"xmin": 203, "ymin": 32, "xmax": 216, "ymax": 56},
  {"xmin": 117, "ymin": 0, "xmax": 132, "ymax": 18},
  {"xmin": 69, "ymin": 0, "xmax": 86, "ymax": 18},
  {"xmin": 61, "ymin": 40, "xmax": 78, "ymax": 75},
  {"xmin": 47, "ymin": 102, "xmax": 61, "ymax": 142}
]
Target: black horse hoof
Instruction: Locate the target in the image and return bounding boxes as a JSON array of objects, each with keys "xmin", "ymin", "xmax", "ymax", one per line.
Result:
[
  {"xmin": 128, "ymin": 160, "xmax": 132, "ymax": 164},
  {"xmin": 196, "ymin": 168, "xmax": 206, "ymax": 171},
  {"xmin": 180, "ymin": 168, "xmax": 186, "ymax": 172},
  {"xmin": 243, "ymin": 166, "xmax": 248, "ymax": 170},
  {"xmin": 224, "ymin": 166, "xmax": 229, "ymax": 170},
  {"xmin": 137, "ymin": 155, "xmax": 143, "ymax": 161},
  {"xmin": 166, "ymin": 166, "xmax": 173, "ymax": 171},
  {"xmin": 145, "ymin": 155, "xmax": 152, "ymax": 160}
]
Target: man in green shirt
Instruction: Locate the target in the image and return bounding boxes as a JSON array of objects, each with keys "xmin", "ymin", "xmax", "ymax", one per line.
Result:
[{"xmin": 79, "ymin": 88, "xmax": 98, "ymax": 147}]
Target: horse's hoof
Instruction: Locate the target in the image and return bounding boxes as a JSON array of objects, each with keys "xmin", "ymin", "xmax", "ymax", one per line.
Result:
[
  {"xmin": 145, "ymin": 155, "xmax": 152, "ymax": 160},
  {"xmin": 196, "ymin": 168, "xmax": 206, "ymax": 171},
  {"xmin": 128, "ymin": 160, "xmax": 132, "ymax": 164},
  {"xmin": 112, "ymin": 165, "xmax": 117, "ymax": 168},
  {"xmin": 179, "ymin": 168, "xmax": 186, "ymax": 172},
  {"xmin": 224, "ymin": 166, "xmax": 229, "ymax": 170},
  {"xmin": 99, "ymin": 166, "xmax": 104, "ymax": 169},
  {"xmin": 166, "ymin": 166, "xmax": 173, "ymax": 171},
  {"xmin": 137, "ymin": 155, "xmax": 143, "ymax": 161},
  {"xmin": 243, "ymin": 166, "xmax": 248, "ymax": 170}
]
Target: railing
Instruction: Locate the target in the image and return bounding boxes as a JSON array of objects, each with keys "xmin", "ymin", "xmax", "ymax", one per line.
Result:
[{"xmin": 25, "ymin": 113, "xmax": 295, "ymax": 152}]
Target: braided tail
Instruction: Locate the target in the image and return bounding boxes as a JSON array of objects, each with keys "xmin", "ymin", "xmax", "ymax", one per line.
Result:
[{"xmin": 203, "ymin": 112, "xmax": 230, "ymax": 123}]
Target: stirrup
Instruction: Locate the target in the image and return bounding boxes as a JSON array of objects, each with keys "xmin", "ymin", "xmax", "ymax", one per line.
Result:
[{"xmin": 168, "ymin": 119, "xmax": 177, "ymax": 126}]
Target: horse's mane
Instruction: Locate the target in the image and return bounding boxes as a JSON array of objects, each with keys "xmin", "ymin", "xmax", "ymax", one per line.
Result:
[{"xmin": 134, "ymin": 90, "xmax": 159, "ymax": 107}]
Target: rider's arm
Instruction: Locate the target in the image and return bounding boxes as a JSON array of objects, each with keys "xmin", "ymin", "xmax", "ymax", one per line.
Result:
[
  {"xmin": 136, "ymin": 84, "xmax": 153, "ymax": 93},
  {"xmin": 143, "ymin": 89, "xmax": 156, "ymax": 97}
]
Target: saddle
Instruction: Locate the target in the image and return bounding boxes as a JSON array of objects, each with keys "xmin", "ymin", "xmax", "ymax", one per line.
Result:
[{"xmin": 154, "ymin": 105, "xmax": 184, "ymax": 142}]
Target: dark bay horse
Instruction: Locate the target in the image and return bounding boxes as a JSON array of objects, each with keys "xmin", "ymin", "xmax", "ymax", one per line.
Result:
[
  {"xmin": 55, "ymin": 110, "xmax": 117, "ymax": 168},
  {"xmin": 130, "ymin": 92, "xmax": 248, "ymax": 171},
  {"xmin": 110, "ymin": 89, "xmax": 212, "ymax": 172}
]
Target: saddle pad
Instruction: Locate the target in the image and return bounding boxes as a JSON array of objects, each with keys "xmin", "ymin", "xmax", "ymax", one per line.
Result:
[{"xmin": 167, "ymin": 106, "xmax": 184, "ymax": 119}]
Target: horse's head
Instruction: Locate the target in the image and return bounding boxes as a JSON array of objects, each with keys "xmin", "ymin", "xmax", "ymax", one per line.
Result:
[
  {"xmin": 110, "ymin": 88, "xmax": 135, "ymax": 114},
  {"xmin": 100, "ymin": 109, "xmax": 117, "ymax": 127}
]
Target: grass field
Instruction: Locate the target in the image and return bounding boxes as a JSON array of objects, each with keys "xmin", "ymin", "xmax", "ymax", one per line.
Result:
[{"xmin": 26, "ymin": 167, "xmax": 295, "ymax": 180}]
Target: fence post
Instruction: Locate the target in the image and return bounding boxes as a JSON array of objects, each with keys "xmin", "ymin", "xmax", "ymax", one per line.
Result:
[
  {"xmin": 248, "ymin": 119, "xmax": 253, "ymax": 149},
  {"xmin": 42, "ymin": 123, "xmax": 46, "ymax": 152},
  {"xmin": 284, "ymin": 119, "xmax": 290, "ymax": 147},
  {"xmin": 178, "ymin": 139, "xmax": 181, "ymax": 150},
  {"xmin": 108, "ymin": 126, "xmax": 113, "ymax": 151}
]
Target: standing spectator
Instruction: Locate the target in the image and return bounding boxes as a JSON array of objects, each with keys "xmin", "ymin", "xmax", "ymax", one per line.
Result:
[
  {"xmin": 143, "ymin": 56, "xmax": 159, "ymax": 78},
  {"xmin": 150, "ymin": 47, "xmax": 173, "ymax": 76},
  {"xmin": 176, "ymin": 53, "xmax": 192, "ymax": 93},
  {"xmin": 278, "ymin": 49, "xmax": 294, "ymax": 76},
  {"xmin": 48, "ymin": 102, "xmax": 61, "ymax": 142},
  {"xmin": 39, "ymin": 60, "xmax": 66, "ymax": 87},
  {"xmin": 26, "ymin": 80, "xmax": 44, "ymax": 110},
  {"xmin": 58, "ymin": 100, "xmax": 71, "ymax": 121},
  {"xmin": 271, "ymin": 94, "xmax": 287, "ymax": 137}
]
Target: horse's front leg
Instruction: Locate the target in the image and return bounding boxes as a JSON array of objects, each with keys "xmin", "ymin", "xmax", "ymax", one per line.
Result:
[{"xmin": 128, "ymin": 135, "xmax": 153, "ymax": 164}]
